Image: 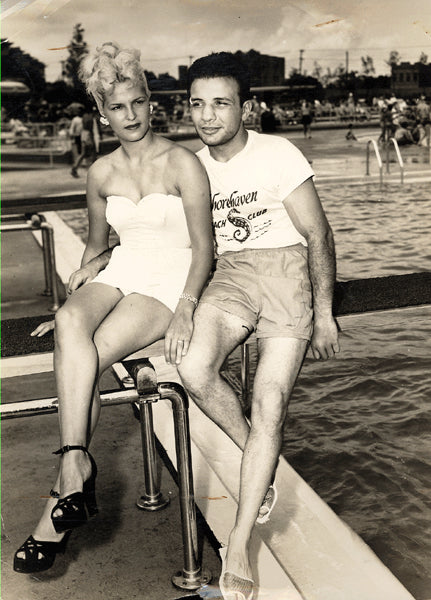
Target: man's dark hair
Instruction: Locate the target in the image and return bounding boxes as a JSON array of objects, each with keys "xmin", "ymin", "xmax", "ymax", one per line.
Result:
[{"xmin": 187, "ymin": 52, "xmax": 251, "ymax": 105}]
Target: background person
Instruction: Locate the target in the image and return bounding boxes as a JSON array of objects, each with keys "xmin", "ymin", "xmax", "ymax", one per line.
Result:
[
  {"xmin": 70, "ymin": 108, "xmax": 97, "ymax": 177},
  {"xmin": 68, "ymin": 107, "xmax": 83, "ymax": 163},
  {"xmin": 13, "ymin": 41, "xmax": 213, "ymax": 575},
  {"xmin": 300, "ymin": 99, "xmax": 313, "ymax": 138}
]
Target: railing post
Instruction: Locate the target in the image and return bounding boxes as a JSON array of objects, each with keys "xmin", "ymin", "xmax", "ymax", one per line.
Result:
[
  {"xmin": 40, "ymin": 220, "xmax": 61, "ymax": 311},
  {"xmin": 366, "ymin": 140, "xmax": 371, "ymax": 175},
  {"xmin": 389, "ymin": 137, "xmax": 404, "ymax": 184},
  {"xmin": 366, "ymin": 139, "xmax": 383, "ymax": 189},
  {"xmin": 159, "ymin": 382, "xmax": 211, "ymax": 591},
  {"xmin": 123, "ymin": 360, "xmax": 212, "ymax": 591},
  {"xmin": 125, "ymin": 359, "xmax": 170, "ymax": 511}
]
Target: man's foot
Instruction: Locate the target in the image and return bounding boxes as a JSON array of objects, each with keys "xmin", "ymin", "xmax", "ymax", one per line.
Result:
[
  {"xmin": 70, "ymin": 168, "xmax": 79, "ymax": 178},
  {"xmin": 256, "ymin": 483, "xmax": 278, "ymax": 524},
  {"xmin": 219, "ymin": 546, "xmax": 254, "ymax": 600}
]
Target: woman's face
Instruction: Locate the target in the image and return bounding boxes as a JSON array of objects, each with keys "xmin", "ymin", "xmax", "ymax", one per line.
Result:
[{"xmin": 103, "ymin": 81, "xmax": 150, "ymax": 141}]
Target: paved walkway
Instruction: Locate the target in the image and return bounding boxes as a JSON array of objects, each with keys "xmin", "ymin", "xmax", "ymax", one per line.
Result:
[{"xmin": 2, "ymin": 128, "xmax": 430, "ymax": 203}]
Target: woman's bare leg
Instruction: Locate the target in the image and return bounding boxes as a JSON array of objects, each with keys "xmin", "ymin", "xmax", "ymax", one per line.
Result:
[
  {"xmin": 29, "ymin": 292, "xmax": 172, "ymax": 545},
  {"xmin": 28, "ymin": 283, "xmax": 122, "ymax": 544}
]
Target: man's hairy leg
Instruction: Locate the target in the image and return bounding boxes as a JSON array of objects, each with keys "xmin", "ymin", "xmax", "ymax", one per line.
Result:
[
  {"xmin": 226, "ymin": 336, "xmax": 308, "ymax": 581},
  {"xmin": 178, "ymin": 302, "xmax": 251, "ymax": 450}
]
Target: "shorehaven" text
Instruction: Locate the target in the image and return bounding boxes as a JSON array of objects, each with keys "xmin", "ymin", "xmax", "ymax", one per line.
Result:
[{"xmin": 212, "ymin": 190, "xmax": 258, "ymax": 211}]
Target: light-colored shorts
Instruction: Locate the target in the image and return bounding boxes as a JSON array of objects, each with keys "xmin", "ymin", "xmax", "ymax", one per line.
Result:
[{"xmin": 200, "ymin": 244, "xmax": 313, "ymax": 340}]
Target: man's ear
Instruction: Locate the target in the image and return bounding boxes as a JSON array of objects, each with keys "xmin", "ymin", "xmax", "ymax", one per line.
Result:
[{"xmin": 241, "ymin": 100, "xmax": 253, "ymax": 122}]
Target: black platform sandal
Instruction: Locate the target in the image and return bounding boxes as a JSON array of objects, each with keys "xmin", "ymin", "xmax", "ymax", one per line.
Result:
[
  {"xmin": 51, "ymin": 445, "xmax": 98, "ymax": 534},
  {"xmin": 13, "ymin": 531, "xmax": 71, "ymax": 573}
]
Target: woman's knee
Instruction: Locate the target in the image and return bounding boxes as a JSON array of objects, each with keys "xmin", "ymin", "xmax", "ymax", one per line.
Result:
[{"xmin": 54, "ymin": 302, "xmax": 92, "ymax": 338}]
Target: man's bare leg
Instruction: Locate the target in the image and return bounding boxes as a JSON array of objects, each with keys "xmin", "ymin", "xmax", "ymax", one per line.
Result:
[
  {"xmin": 225, "ymin": 336, "xmax": 307, "ymax": 582},
  {"xmin": 178, "ymin": 302, "xmax": 251, "ymax": 450}
]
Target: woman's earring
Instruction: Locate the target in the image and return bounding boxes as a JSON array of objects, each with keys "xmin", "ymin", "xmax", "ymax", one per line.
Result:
[
  {"xmin": 149, "ymin": 104, "xmax": 154, "ymax": 114},
  {"xmin": 100, "ymin": 115, "xmax": 109, "ymax": 126}
]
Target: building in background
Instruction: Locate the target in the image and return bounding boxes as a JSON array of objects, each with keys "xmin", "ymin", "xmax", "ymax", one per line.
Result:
[
  {"xmin": 392, "ymin": 62, "xmax": 431, "ymax": 97},
  {"xmin": 235, "ymin": 50, "xmax": 285, "ymax": 87}
]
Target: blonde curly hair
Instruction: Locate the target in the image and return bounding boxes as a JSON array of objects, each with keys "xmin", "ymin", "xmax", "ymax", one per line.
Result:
[{"xmin": 80, "ymin": 42, "xmax": 150, "ymax": 110}]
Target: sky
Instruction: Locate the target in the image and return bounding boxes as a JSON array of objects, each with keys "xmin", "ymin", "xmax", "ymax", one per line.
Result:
[{"xmin": 2, "ymin": 0, "xmax": 431, "ymax": 82}]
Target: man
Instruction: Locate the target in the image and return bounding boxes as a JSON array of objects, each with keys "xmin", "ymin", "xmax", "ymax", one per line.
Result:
[
  {"xmin": 176, "ymin": 53, "xmax": 339, "ymax": 599},
  {"xmin": 70, "ymin": 109, "xmax": 97, "ymax": 178},
  {"xmin": 68, "ymin": 107, "xmax": 83, "ymax": 173},
  {"xmin": 64, "ymin": 52, "xmax": 339, "ymax": 600},
  {"xmin": 415, "ymin": 95, "xmax": 430, "ymax": 147}
]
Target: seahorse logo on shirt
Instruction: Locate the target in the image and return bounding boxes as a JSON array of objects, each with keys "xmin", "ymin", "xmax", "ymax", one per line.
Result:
[{"xmin": 227, "ymin": 209, "xmax": 252, "ymax": 242}]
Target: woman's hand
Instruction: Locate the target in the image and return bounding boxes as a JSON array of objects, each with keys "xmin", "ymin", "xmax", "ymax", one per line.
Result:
[
  {"xmin": 30, "ymin": 320, "xmax": 55, "ymax": 337},
  {"xmin": 164, "ymin": 307, "xmax": 194, "ymax": 366},
  {"xmin": 67, "ymin": 263, "xmax": 99, "ymax": 295}
]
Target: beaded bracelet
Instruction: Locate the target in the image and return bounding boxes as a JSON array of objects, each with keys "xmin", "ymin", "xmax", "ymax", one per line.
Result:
[{"xmin": 179, "ymin": 292, "xmax": 199, "ymax": 307}]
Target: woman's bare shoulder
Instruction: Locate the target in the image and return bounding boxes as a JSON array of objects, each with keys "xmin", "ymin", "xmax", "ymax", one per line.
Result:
[
  {"xmin": 166, "ymin": 140, "xmax": 203, "ymax": 169},
  {"xmin": 87, "ymin": 149, "xmax": 120, "ymax": 187}
]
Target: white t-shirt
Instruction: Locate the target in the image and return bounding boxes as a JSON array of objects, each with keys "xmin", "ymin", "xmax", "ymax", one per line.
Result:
[{"xmin": 197, "ymin": 130, "xmax": 314, "ymax": 255}]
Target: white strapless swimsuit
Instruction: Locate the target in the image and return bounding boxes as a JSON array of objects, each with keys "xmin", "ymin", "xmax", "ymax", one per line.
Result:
[{"xmin": 92, "ymin": 193, "xmax": 192, "ymax": 312}]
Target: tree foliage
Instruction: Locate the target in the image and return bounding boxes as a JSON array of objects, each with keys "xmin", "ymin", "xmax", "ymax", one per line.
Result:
[
  {"xmin": 386, "ymin": 50, "xmax": 401, "ymax": 67},
  {"xmin": 1, "ymin": 39, "xmax": 46, "ymax": 94},
  {"xmin": 361, "ymin": 55, "xmax": 375, "ymax": 75},
  {"xmin": 61, "ymin": 24, "xmax": 88, "ymax": 94}
]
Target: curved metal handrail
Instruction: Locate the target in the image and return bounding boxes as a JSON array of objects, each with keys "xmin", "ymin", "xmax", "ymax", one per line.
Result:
[
  {"xmin": 389, "ymin": 137, "xmax": 405, "ymax": 184},
  {"xmin": 366, "ymin": 139, "xmax": 383, "ymax": 188}
]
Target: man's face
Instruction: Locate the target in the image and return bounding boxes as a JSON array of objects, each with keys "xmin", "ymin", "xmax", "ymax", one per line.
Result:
[{"xmin": 189, "ymin": 77, "xmax": 246, "ymax": 148}]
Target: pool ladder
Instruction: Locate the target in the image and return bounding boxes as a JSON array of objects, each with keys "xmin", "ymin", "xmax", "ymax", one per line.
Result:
[{"xmin": 366, "ymin": 138, "xmax": 404, "ymax": 186}]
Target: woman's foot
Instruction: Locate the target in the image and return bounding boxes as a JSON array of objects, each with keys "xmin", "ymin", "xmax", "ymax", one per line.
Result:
[
  {"xmin": 53, "ymin": 447, "xmax": 93, "ymax": 514},
  {"xmin": 14, "ymin": 492, "xmax": 69, "ymax": 573},
  {"xmin": 51, "ymin": 446, "xmax": 98, "ymax": 533}
]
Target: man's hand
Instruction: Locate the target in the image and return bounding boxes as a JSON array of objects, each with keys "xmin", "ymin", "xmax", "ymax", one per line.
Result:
[
  {"xmin": 310, "ymin": 315, "xmax": 340, "ymax": 360},
  {"xmin": 67, "ymin": 263, "xmax": 100, "ymax": 295},
  {"xmin": 164, "ymin": 309, "xmax": 194, "ymax": 366}
]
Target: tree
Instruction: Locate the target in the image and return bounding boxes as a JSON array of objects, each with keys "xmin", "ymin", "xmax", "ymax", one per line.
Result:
[
  {"xmin": 361, "ymin": 55, "xmax": 375, "ymax": 75},
  {"xmin": 62, "ymin": 24, "xmax": 89, "ymax": 92},
  {"xmin": 386, "ymin": 50, "xmax": 401, "ymax": 68},
  {"xmin": 312, "ymin": 61, "xmax": 323, "ymax": 82},
  {"xmin": 1, "ymin": 39, "xmax": 45, "ymax": 94},
  {"xmin": 419, "ymin": 52, "xmax": 428, "ymax": 64}
]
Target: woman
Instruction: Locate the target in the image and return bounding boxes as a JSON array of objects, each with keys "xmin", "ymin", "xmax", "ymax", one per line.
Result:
[{"xmin": 14, "ymin": 42, "xmax": 213, "ymax": 573}]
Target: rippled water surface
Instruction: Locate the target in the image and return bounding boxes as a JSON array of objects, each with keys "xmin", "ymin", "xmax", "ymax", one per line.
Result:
[
  {"xmin": 59, "ymin": 181, "xmax": 431, "ymax": 598},
  {"xmin": 318, "ymin": 181, "xmax": 431, "ymax": 280}
]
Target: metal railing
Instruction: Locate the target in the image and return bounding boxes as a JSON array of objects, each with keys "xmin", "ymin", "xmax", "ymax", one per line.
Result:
[
  {"xmin": 386, "ymin": 137, "xmax": 405, "ymax": 184},
  {"xmin": 1, "ymin": 213, "xmax": 60, "ymax": 311},
  {"xmin": 366, "ymin": 139, "xmax": 383, "ymax": 188}
]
